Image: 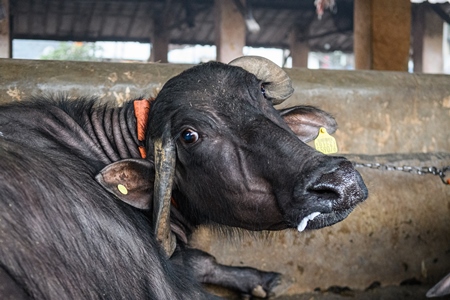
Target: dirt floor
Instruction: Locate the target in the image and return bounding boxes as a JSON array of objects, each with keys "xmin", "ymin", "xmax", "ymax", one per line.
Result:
[
  {"xmin": 211, "ymin": 284, "xmax": 450, "ymax": 300},
  {"xmin": 274, "ymin": 285, "xmax": 450, "ymax": 300}
]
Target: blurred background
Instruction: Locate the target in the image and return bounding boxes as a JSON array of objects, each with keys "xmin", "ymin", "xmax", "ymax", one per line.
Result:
[{"xmin": 1, "ymin": 0, "xmax": 450, "ymax": 73}]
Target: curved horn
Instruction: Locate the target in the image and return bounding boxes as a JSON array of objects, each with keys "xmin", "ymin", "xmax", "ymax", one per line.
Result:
[
  {"xmin": 153, "ymin": 128, "xmax": 177, "ymax": 257},
  {"xmin": 229, "ymin": 55, "xmax": 294, "ymax": 105}
]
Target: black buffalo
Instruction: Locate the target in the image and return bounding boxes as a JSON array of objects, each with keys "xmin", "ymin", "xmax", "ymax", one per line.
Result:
[{"xmin": 0, "ymin": 56, "xmax": 368, "ymax": 299}]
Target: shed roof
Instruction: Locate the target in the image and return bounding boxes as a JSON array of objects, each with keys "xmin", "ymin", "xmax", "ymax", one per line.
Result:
[
  {"xmin": 9, "ymin": 0, "xmax": 450, "ymax": 54},
  {"xmin": 10, "ymin": 0, "xmax": 354, "ymax": 52}
]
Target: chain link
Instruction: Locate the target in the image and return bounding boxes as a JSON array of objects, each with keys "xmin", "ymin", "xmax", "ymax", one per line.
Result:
[{"xmin": 352, "ymin": 162, "xmax": 450, "ymax": 185}]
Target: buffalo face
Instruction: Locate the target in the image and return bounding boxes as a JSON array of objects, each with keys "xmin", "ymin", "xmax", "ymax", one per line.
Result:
[{"xmin": 148, "ymin": 57, "xmax": 368, "ymax": 233}]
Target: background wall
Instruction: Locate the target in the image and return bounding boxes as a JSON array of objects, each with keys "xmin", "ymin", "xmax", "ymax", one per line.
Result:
[{"xmin": 0, "ymin": 59, "xmax": 449, "ymax": 296}]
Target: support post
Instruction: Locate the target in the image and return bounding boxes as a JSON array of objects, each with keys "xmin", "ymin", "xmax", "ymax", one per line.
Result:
[
  {"xmin": 149, "ymin": 12, "xmax": 169, "ymax": 63},
  {"xmin": 215, "ymin": 0, "xmax": 245, "ymax": 63},
  {"xmin": 0, "ymin": 0, "xmax": 11, "ymax": 58},
  {"xmin": 412, "ymin": 4, "xmax": 425, "ymax": 73},
  {"xmin": 354, "ymin": 0, "xmax": 372, "ymax": 70},
  {"xmin": 354, "ymin": 0, "xmax": 411, "ymax": 71},
  {"xmin": 289, "ymin": 26, "xmax": 309, "ymax": 68}
]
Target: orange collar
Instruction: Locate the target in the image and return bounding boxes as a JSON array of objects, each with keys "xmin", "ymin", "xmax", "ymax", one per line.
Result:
[{"xmin": 133, "ymin": 99, "xmax": 152, "ymax": 159}]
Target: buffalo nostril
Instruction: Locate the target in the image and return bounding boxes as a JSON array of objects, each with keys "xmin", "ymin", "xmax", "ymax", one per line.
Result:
[
  {"xmin": 308, "ymin": 159, "xmax": 368, "ymax": 205},
  {"xmin": 307, "ymin": 185, "xmax": 341, "ymax": 201},
  {"xmin": 305, "ymin": 172, "xmax": 365, "ymax": 212}
]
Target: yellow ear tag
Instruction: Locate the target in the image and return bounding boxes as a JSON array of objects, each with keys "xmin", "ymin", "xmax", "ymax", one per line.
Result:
[
  {"xmin": 117, "ymin": 184, "xmax": 128, "ymax": 195},
  {"xmin": 314, "ymin": 127, "xmax": 338, "ymax": 154}
]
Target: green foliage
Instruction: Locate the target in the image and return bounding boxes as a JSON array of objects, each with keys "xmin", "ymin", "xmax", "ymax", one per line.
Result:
[{"xmin": 40, "ymin": 42, "xmax": 103, "ymax": 61}]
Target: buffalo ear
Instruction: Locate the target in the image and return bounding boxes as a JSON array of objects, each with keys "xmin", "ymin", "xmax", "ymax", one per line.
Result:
[
  {"xmin": 95, "ymin": 159, "xmax": 155, "ymax": 210},
  {"xmin": 279, "ymin": 105, "xmax": 338, "ymax": 143}
]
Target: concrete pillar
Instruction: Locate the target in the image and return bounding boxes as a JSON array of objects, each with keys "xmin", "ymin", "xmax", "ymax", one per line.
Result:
[
  {"xmin": 354, "ymin": 0, "xmax": 372, "ymax": 70},
  {"xmin": 0, "ymin": 0, "xmax": 11, "ymax": 58},
  {"xmin": 215, "ymin": 0, "xmax": 245, "ymax": 63},
  {"xmin": 354, "ymin": 0, "xmax": 411, "ymax": 71},
  {"xmin": 372, "ymin": 0, "xmax": 411, "ymax": 71},
  {"xmin": 289, "ymin": 26, "xmax": 309, "ymax": 68},
  {"xmin": 149, "ymin": 15, "xmax": 169, "ymax": 63}
]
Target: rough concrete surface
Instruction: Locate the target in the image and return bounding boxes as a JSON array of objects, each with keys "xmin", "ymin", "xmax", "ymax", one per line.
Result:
[
  {"xmin": 275, "ymin": 285, "xmax": 450, "ymax": 300},
  {"xmin": 1, "ymin": 59, "xmax": 450, "ymax": 155},
  {"xmin": 191, "ymin": 153, "xmax": 450, "ymax": 296},
  {"xmin": 281, "ymin": 68, "xmax": 450, "ymax": 155},
  {"xmin": 214, "ymin": 285, "xmax": 450, "ymax": 300}
]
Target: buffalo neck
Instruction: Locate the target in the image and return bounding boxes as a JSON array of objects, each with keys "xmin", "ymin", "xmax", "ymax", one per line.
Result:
[
  {"xmin": 0, "ymin": 98, "xmax": 149, "ymax": 173},
  {"xmin": 83, "ymin": 101, "xmax": 143, "ymax": 163}
]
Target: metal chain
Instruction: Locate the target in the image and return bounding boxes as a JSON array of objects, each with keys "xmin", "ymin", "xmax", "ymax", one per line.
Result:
[{"xmin": 352, "ymin": 162, "xmax": 450, "ymax": 185}]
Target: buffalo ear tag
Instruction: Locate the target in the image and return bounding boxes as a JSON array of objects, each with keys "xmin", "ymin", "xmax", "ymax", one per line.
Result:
[
  {"xmin": 117, "ymin": 184, "xmax": 128, "ymax": 195},
  {"xmin": 314, "ymin": 127, "xmax": 338, "ymax": 154}
]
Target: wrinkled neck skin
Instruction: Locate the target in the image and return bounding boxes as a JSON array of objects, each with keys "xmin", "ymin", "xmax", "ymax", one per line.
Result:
[
  {"xmin": 0, "ymin": 100, "xmax": 144, "ymax": 173},
  {"xmin": 53, "ymin": 102, "xmax": 148, "ymax": 174},
  {"xmin": 83, "ymin": 102, "xmax": 144, "ymax": 164}
]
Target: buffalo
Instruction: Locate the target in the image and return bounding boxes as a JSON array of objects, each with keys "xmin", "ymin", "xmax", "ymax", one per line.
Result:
[{"xmin": 0, "ymin": 56, "xmax": 368, "ymax": 299}]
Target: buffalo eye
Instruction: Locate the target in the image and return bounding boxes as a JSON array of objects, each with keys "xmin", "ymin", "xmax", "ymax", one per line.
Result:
[{"xmin": 181, "ymin": 129, "xmax": 199, "ymax": 144}]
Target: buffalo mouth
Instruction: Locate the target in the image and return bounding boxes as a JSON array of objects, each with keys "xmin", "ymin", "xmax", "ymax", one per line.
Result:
[{"xmin": 296, "ymin": 207, "xmax": 355, "ymax": 232}]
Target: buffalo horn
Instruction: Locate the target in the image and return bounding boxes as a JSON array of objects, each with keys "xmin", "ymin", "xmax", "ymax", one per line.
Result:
[
  {"xmin": 153, "ymin": 133, "xmax": 177, "ymax": 257},
  {"xmin": 229, "ymin": 55, "xmax": 294, "ymax": 105}
]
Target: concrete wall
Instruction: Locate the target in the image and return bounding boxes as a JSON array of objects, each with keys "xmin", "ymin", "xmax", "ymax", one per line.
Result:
[
  {"xmin": 192, "ymin": 153, "xmax": 450, "ymax": 296},
  {"xmin": 0, "ymin": 59, "xmax": 449, "ymax": 295},
  {"xmin": 2, "ymin": 59, "xmax": 449, "ymax": 155},
  {"xmin": 281, "ymin": 68, "xmax": 450, "ymax": 155}
]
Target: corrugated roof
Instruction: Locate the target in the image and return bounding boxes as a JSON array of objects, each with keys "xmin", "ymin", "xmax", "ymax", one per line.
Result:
[
  {"xmin": 9, "ymin": 0, "xmax": 450, "ymax": 53},
  {"xmin": 10, "ymin": 0, "xmax": 355, "ymax": 52}
]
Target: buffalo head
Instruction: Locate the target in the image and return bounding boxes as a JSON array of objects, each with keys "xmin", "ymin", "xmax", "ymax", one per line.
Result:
[{"xmin": 97, "ymin": 56, "xmax": 368, "ymax": 256}]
